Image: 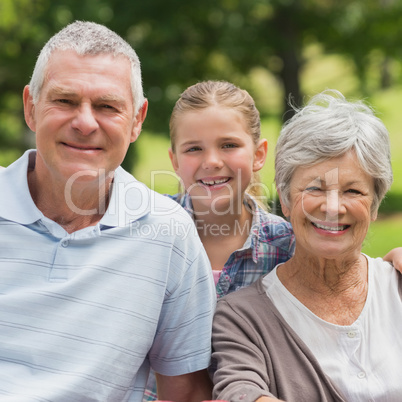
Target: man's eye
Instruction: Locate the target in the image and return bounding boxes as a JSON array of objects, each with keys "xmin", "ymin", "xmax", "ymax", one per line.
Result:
[
  {"xmin": 56, "ymin": 99, "xmax": 72, "ymax": 104},
  {"xmin": 95, "ymin": 104, "xmax": 117, "ymax": 112}
]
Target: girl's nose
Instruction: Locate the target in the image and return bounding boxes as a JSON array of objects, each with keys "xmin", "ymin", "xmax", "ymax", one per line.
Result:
[{"xmin": 202, "ymin": 150, "xmax": 224, "ymax": 170}]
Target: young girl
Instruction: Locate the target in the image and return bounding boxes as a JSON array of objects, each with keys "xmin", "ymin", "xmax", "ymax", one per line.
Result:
[
  {"xmin": 143, "ymin": 81, "xmax": 402, "ymax": 401},
  {"xmin": 167, "ymin": 80, "xmax": 294, "ymax": 295},
  {"xmin": 143, "ymin": 80, "xmax": 294, "ymax": 401}
]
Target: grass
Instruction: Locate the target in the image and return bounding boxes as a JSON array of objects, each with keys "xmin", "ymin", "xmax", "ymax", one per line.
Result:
[{"xmin": 362, "ymin": 213, "xmax": 402, "ymax": 257}]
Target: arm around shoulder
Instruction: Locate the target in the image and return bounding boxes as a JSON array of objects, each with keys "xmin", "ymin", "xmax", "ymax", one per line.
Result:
[{"xmin": 384, "ymin": 247, "xmax": 402, "ymax": 273}]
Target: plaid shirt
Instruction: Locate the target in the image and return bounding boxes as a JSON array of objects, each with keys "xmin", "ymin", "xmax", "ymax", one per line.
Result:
[{"xmin": 143, "ymin": 193, "xmax": 295, "ymax": 401}]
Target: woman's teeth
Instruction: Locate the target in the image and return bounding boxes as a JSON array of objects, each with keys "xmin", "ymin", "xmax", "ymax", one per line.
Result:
[{"xmin": 312, "ymin": 222, "xmax": 349, "ymax": 231}]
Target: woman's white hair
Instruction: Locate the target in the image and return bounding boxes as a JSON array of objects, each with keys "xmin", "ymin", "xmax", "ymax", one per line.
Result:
[
  {"xmin": 275, "ymin": 89, "xmax": 393, "ymax": 215},
  {"xmin": 29, "ymin": 21, "xmax": 145, "ymax": 114}
]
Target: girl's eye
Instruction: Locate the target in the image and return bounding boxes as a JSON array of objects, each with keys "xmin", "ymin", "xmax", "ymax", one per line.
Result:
[
  {"xmin": 222, "ymin": 143, "xmax": 238, "ymax": 149},
  {"xmin": 185, "ymin": 146, "xmax": 201, "ymax": 153}
]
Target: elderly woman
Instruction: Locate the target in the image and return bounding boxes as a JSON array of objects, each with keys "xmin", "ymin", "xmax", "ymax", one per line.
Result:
[{"xmin": 211, "ymin": 90, "xmax": 402, "ymax": 402}]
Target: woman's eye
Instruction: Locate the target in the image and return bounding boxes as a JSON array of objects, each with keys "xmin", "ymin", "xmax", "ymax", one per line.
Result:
[
  {"xmin": 305, "ymin": 186, "xmax": 321, "ymax": 192},
  {"xmin": 346, "ymin": 189, "xmax": 362, "ymax": 195}
]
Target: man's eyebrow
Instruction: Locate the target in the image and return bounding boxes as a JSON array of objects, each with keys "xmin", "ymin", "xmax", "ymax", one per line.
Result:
[
  {"xmin": 48, "ymin": 86, "xmax": 77, "ymax": 97},
  {"xmin": 47, "ymin": 87, "xmax": 126, "ymax": 105},
  {"xmin": 96, "ymin": 94, "xmax": 127, "ymax": 104}
]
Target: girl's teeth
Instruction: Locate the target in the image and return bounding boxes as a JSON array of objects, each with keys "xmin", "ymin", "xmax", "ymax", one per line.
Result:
[{"xmin": 201, "ymin": 178, "xmax": 228, "ymax": 186}]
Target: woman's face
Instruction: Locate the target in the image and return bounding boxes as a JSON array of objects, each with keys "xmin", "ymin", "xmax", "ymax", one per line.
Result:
[{"xmin": 281, "ymin": 151, "xmax": 377, "ymax": 260}]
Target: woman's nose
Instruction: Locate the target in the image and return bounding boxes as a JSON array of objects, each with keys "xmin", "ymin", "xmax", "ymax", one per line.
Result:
[{"xmin": 321, "ymin": 190, "xmax": 347, "ymax": 218}]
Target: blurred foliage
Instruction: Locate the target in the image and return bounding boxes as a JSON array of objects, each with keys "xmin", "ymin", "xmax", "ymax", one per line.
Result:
[{"xmin": 1, "ymin": 0, "xmax": 402, "ymax": 172}]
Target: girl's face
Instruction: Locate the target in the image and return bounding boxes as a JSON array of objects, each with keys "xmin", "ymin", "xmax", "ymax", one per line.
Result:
[{"xmin": 169, "ymin": 106, "xmax": 267, "ymax": 215}]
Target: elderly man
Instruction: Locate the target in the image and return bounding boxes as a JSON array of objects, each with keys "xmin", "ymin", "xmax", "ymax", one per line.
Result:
[{"xmin": 0, "ymin": 21, "xmax": 215, "ymax": 401}]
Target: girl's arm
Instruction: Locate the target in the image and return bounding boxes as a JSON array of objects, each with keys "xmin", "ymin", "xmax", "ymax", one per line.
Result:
[{"xmin": 384, "ymin": 247, "xmax": 402, "ymax": 273}]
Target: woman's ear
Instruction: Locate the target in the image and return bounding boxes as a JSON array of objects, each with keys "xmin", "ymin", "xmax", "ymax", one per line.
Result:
[
  {"xmin": 277, "ymin": 187, "xmax": 291, "ymax": 219},
  {"xmin": 253, "ymin": 138, "xmax": 268, "ymax": 172},
  {"xmin": 168, "ymin": 148, "xmax": 179, "ymax": 172}
]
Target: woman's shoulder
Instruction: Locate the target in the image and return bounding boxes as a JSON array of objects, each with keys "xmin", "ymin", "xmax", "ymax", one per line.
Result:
[
  {"xmin": 218, "ymin": 277, "xmax": 266, "ymax": 306},
  {"xmin": 366, "ymin": 254, "xmax": 394, "ymax": 271},
  {"xmin": 367, "ymin": 254, "xmax": 402, "ymax": 290}
]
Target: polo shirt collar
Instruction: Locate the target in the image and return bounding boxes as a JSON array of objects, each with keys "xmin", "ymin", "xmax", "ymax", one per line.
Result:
[
  {"xmin": 0, "ymin": 150, "xmax": 42, "ymax": 224},
  {"xmin": 0, "ymin": 150, "xmax": 151, "ymax": 228},
  {"xmin": 100, "ymin": 166, "xmax": 151, "ymax": 227}
]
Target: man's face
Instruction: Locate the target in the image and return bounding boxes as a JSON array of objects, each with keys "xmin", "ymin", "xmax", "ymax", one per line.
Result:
[{"xmin": 24, "ymin": 49, "xmax": 146, "ymax": 186}]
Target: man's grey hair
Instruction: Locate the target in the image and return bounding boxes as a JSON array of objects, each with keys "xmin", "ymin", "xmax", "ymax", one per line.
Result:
[
  {"xmin": 29, "ymin": 20, "xmax": 145, "ymax": 114},
  {"xmin": 275, "ymin": 89, "xmax": 393, "ymax": 215}
]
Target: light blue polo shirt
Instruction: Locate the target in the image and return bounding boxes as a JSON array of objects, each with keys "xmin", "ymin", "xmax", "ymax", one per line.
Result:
[{"xmin": 0, "ymin": 150, "xmax": 216, "ymax": 401}]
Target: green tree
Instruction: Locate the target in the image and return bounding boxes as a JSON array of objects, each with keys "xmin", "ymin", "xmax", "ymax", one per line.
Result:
[{"xmin": 1, "ymin": 0, "xmax": 402, "ymax": 171}]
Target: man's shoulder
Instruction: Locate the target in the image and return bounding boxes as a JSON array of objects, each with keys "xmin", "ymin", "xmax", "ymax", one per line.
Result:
[
  {"xmin": 0, "ymin": 151, "xmax": 39, "ymax": 224},
  {"xmin": 112, "ymin": 168, "xmax": 192, "ymax": 225}
]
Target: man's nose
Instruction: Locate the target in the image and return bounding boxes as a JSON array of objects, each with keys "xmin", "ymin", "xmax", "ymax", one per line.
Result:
[{"xmin": 71, "ymin": 104, "xmax": 99, "ymax": 135}]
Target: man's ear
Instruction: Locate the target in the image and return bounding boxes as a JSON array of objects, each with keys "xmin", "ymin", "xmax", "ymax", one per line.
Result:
[
  {"xmin": 23, "ymin": 85, "xmax": 36, "ymax": 132},
  {"xmin": 130, "ymin": 99, "xmax": 149, "ymax": 143},
  {"xmin": 253, "ymin": 138, "xmax": 268, "ymax": 172},
  {"xmin": 168, "ymin": 148, "xmax": 179, "ymax": 172}
]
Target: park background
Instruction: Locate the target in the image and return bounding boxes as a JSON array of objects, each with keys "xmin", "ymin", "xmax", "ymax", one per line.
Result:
[{"xmin": 0, "ymin": 0, "xmax": 401, "ymax": 256}]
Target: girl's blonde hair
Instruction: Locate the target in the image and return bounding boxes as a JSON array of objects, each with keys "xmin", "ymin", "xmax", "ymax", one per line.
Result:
[{"xmin": 170, "ymin": 80, "xmax": 266, "ymax": 207}]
